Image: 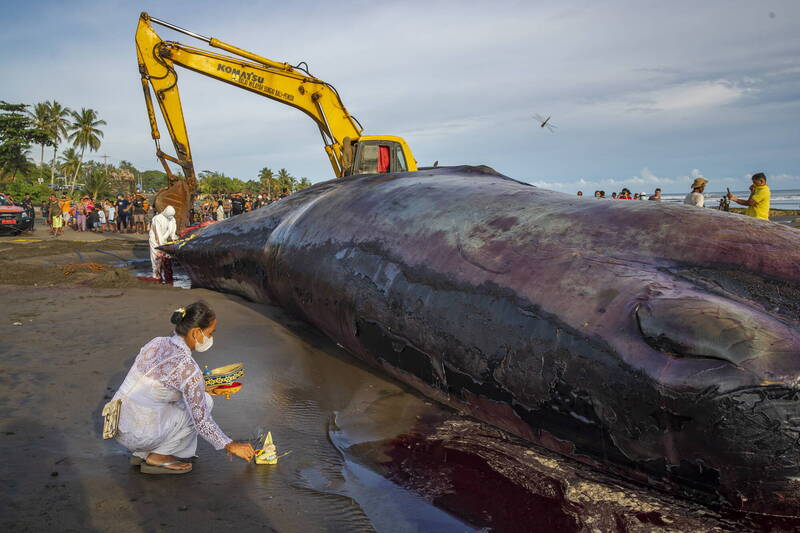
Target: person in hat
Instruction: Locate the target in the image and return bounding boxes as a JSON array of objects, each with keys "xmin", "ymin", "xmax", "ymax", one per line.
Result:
[
  {"xmin": 684, "ymin": 178, "xmax": 708, "ymax": 207},
  {"xmin": 728, "ymin": 172, "xmax": 771, "ymax": 220}
]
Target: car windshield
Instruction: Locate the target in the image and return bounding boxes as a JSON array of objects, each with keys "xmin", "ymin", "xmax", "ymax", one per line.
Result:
[{"xmin": 0, "ymin": 196, "xmax": 11, "ymax": 206}]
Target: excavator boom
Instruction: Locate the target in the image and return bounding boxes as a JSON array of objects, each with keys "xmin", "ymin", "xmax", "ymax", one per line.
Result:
[{"xmin": 136, "ymin": 12, "xmax": 416, "ymax": 227}]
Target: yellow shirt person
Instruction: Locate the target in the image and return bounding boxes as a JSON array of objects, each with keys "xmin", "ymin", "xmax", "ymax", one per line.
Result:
[
  {"xmin": 745, "ymin": 184, "xmax": 770, "ymax": 220},
  {"xmin": 728, "ymin": 173, "xmax": 771, "ymax": 221}
]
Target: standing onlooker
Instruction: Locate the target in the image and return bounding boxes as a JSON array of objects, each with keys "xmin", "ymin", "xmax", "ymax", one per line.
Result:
[
  {"xmin": 87, "ymin": 203, "xmax": 99, "ymax": 232},
  {"xmin": 21, "ymin": 193, "xmax": 34, "ymax": 232},
  {"xmin": 42, "ymin": 198, "xmax": 51, "ymax": 229},
  {"xmin": 611, "ymin": 192, "xmax": 618, "ymax": 199},
  {"xmin": 231, "ymin": 194, "xmax": 244, "ymax": 216},
  {"xmin": 97, "ymin": 203, "xmax": 107, "ymax": 231},
  {"xmin": 728, "ymin": 172, "xmax": 771, "ymax": 220},
  {"xmin": 60, "ymin": 194, "xmax": 71, "ymax": 226},
  {"xmin": 683, "ymin": 178, "xmax": 707, "ymax": 207},
  {"xmin": 144, "ymin": 197, "xmax": 154, "ymax": 232},
  {"xmin": 215, "ymin": 201, "xmax": 225, "ymax": 221},
  {"xmin": 132, "ymin": 194, "xmax": 146, "ymax": 233},
  {"xmin": 76, "ymin": 198, "xmax": 88, "ymax": 232},
  {"xmin": 116, "ymin": 194, "xmax": 129, "ymax": 233},
  {"xmin": 576, "ymin": 191, "xmax": 583, "ymax": 197},
  {"xmin": 49, "ymin": 195, "xmax": 63, "ymax": 237},
  {"xmin": 106, "ymin": 200, "xmax": 116, "ymax": 232},
  {"xmin": 619, "ymin": 189, "xmax": 633, "ymax": 200},
  {"xmin": 649, "ymin": 188, "xmax": 662, "ymax": 201}
]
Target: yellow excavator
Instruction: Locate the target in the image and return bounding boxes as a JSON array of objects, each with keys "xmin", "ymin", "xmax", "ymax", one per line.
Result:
[{"xmin": 136, "ymin": 12, "xmax": 418, "ymax": 227}]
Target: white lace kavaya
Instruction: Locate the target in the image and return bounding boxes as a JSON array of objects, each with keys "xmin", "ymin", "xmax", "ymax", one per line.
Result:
[{"xmin": 113, "ymin": 334, "xmax": 232, "ymax": 459}]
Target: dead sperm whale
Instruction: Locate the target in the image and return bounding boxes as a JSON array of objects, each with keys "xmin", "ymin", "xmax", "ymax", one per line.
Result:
[{"xmin": 166, "ymin": 166, "xmax": 800, "ymax": 514}]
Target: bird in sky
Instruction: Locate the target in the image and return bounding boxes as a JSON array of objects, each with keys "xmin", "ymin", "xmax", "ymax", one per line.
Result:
[{"xmin": 534, "ymin": 113, "xmax": 557, "ymax": 132}]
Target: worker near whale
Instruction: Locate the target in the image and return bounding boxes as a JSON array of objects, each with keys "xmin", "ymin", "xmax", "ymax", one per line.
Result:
[
  {"xmin": 111, "ymin": 301, "xmax": 254, "ymax": 473},
  {"xmin": 149, "ymin": 205, "xmax": 178, "ymax": 282}
]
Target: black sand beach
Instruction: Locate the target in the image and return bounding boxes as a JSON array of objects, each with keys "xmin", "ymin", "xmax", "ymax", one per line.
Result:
[{"xmin": 2, "ymin": 237, "xmax": 799, "ymax": 532}]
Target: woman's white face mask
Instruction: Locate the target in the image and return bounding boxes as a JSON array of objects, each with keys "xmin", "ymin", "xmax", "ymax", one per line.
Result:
[{"xmin": 194, "ymin": 330, "xmax": 214, "ymax": 352}]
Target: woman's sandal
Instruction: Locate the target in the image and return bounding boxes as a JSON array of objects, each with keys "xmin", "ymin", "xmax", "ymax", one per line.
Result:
[{"xmin": 140, "ymin": 461, "xmax": 193, "ymax": 475}]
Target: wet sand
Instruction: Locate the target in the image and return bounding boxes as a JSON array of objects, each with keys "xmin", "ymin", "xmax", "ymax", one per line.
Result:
[{"xmin": 1, "ymin": 237, "xmax": 798, "ymax": 532}]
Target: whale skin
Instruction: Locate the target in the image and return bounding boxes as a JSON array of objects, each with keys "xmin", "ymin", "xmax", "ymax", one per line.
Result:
[{"xmin": 166, "ymin": 166, "xmax": 800, "ymax": 515}]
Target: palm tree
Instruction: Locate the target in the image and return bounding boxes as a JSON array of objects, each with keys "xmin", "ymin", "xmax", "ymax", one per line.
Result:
[
  {"xmin": 27, "ymin": 102, "xmax": 50, "ymax": 167},
  {"xmin": 46, "ymin": 101, "xmax": 72, "ymax": 185},
  {"xmin": 84, "ymin": 168, "xmax": 110, "ymax": 199},
  {"xmin": 276, "ymin": 168, "xmax": 295, "ymax": 195},
  {"xmin": 59, "ymin": 147, "xmax": 82, "ymax": 186},
  {"xmin": 258, "ymin": 166, "xmax": 274, "ymax": 198},
  {"xmin": 67, "ymin": 108, "xmax": 106, "ymax": 191}
]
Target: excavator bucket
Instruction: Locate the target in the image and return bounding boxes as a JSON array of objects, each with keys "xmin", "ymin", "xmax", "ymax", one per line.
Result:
[{"xmin": 154, "ymin": 180, "xmax": 193, "ymax": 230}]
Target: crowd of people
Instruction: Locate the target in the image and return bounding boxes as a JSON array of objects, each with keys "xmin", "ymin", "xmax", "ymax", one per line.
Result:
[
  {"xmin": 576, "ymin": 172, "xmax": 771, "ymax": 220},
  {"xmin": 31, "ymin": 190, "xmax": 288, "ymax": 238},
  {"xmin": 41, "ymin": 192, "xmax": 154, "ymax": 237},
  {"xmin": 193, "ymin": 193, "xmax": 280, "ymax": 223}
]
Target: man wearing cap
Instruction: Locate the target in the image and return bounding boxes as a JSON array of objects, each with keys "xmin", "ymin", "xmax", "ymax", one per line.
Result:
[
  {"xmin": 728, "ymin": 172, "xmax": 771, "ymax": 220},
  {"xmin": 684, "ymin": 178, "xmax": 708, "ymax": 207}
]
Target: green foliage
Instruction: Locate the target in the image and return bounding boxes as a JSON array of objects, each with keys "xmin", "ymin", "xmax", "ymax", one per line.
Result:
[
  {"xmin": 45, "ymin": 101, "xmax": 72, "ymax": 184},
  {"xmin": 27, "ymin": 102, "xmax": 51, "ymax": 167},
  {"xmin": 83, "ymin": 167, "xmax": 111, "ymax": 199},
  {"xmin": 67, "ymin": 107, "xmax": 106, "ymax": 188},
  {"xmin": 0, "ymin": 101, "xmax": 52, "ymax": 181},
  {"xmin": 198, "ymin": 170, "xmax": 235, "ymax": 194},
  {"xmin": 140, "ymin": 169, "xmax": 168, "ymax": 191},
  {"xmin": 0, "ymin": 166, "xmax": 55, "ymax": 203},
  {"xmin": 243, "ymin": 180, "xmax": 260, "ymax": 192},
  {"xmin": 59, "ymin": 147, "xmax": 81, "ymax": 185},
  {"xmin": 296, "ymin": 177, "xmax": 312, "ymax": 190}
]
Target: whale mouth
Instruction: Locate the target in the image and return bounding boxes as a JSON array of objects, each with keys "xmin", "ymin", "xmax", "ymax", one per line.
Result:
[{"xmin": 635, "ymin": 296, "xmax": 800, "ymax": 383}]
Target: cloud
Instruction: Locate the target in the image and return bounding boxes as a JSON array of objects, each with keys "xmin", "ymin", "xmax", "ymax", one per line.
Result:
[{"xmin": 1, "ymin": 0, "xmax": 798, "ymax": 192}]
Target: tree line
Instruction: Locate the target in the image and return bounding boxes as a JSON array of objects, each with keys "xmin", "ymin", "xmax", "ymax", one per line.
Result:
[
  {"xmin": 197, "ymin": 168, "xmax": 312, "ymax": 196},
  {"xmin": 1, "ymin": 100, "xmax": 314, "ymax": 202}
]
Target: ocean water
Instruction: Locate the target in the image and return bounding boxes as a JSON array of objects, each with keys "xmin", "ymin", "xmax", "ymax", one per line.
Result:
[{"xmin": 658, "ymin": 188, "xmax": 800, "ymax": 210}]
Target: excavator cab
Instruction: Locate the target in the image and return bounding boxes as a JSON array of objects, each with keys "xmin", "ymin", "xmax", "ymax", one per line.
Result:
[{"xmin": 348, "ymin": 136, "xmax": 414, "ymax": 176}]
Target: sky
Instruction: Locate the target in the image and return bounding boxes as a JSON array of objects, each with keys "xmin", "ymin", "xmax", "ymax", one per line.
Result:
[{"xmin": 2, "ymin": 0, "xmax": 799, "ymax": 194}]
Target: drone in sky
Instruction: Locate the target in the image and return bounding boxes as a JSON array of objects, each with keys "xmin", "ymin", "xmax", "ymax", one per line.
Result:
[{"xmin": 534, "ymin": 113, "xmax": 557, "ymax": 132}]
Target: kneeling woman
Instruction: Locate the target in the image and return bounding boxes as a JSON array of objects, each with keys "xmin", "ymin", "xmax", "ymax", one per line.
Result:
[{"xmin": 113, "ymin": 301, "xmax": 253, "ymax": 473}]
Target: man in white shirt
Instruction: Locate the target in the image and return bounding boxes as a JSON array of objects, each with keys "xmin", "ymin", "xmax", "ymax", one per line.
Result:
[
  {"xmin": 149, "ymin": 205, "xmax": 178, "ymax": 282},
  {"xmin": 683, "ymin": 178, "xmax": 708, "ymax": 207}
]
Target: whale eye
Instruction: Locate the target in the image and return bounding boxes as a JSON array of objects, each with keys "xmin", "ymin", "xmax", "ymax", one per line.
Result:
[{"xmin": 635, "ymin": 297, "xmax": 800, "ymax": 375}]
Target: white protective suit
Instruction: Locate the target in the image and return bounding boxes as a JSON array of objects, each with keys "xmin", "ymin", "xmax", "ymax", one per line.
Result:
[{"xmin": 149, "ymin": 205, "xmax": 178, "ymax": 278}]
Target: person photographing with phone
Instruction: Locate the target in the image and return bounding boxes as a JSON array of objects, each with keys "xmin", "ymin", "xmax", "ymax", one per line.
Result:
[{"xmin": 728, "ymin": 172, "xmax": 771, "ymax": 220}]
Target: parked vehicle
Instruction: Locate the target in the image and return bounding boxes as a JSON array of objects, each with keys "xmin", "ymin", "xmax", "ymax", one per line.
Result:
[{"xmin": 0, "ymin": 193, "xmax": 33, "ymax": 235}]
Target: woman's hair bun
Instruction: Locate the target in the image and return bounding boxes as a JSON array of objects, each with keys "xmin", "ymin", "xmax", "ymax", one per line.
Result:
[
  {"xmin": 170, "ymin": 306, "xmax": 188, "ymax": 325},
  {"xmin": 171, "ymin": 302, "xmax": 215, "ymax": 335}
]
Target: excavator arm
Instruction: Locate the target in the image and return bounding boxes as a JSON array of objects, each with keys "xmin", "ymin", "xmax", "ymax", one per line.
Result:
[{"xmin": 135, "ymin": 12, "xmax": 416, "ymax": 226}]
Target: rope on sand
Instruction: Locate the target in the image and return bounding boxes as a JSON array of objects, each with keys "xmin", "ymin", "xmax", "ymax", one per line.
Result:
[{"xmin": 62, "ymin": 263, "xmax": 107, "ymax": 276}]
